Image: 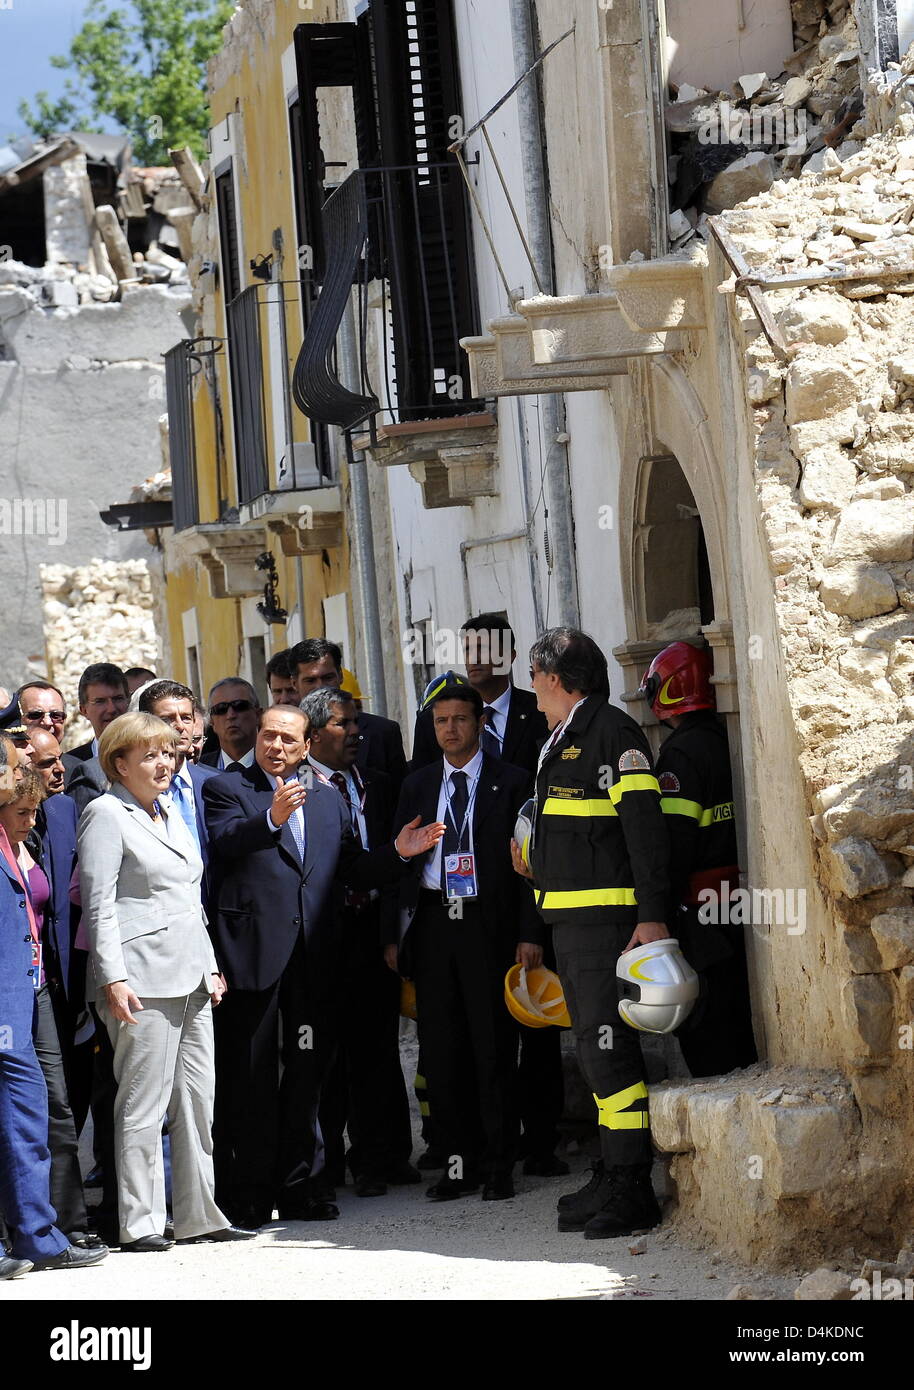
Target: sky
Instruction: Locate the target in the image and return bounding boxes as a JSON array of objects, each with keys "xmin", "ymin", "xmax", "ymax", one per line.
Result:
[{"xmin": 0, "ymin": 0, "xmax": 119, "ymax": 144}]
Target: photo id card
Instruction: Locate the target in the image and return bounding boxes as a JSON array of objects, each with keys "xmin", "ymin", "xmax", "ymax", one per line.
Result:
[{"xmin": 444, "ymin": 852, "xmax": 478, "ymax": 899}]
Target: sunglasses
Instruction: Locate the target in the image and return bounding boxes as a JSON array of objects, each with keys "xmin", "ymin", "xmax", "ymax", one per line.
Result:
[
  {"xmin": 23, "ymin": 709, "xmax": 66, "ymax": 723},
  {"xmin": 209, "ymin": 699, "xmax": 255, "ymax": 717}
]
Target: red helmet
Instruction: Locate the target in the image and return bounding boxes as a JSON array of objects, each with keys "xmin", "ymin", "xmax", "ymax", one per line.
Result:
[{"xmin": 637, "ymin": 642, "xmax": 715, "ymax": 720}]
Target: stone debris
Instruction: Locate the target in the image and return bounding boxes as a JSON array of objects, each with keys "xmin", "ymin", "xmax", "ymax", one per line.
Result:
[
  {"xmin": 666, "ymin": 2, "xmax": 864, "ymax": 225},
  {"xmin": 41, "ymin": 559, "xmax": 158, "ymax": 749},
  {"xmin": 794, "ymin": 1267, "xmax": 855, "ymax": 1299}
]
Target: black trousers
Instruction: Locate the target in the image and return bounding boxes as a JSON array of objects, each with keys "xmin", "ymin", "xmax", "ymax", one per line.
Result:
[
  {"xmin": 552, "ymin": 919, "xmax": 652, "ymax": 1168},
  {"xmin": 213, "ymin": 933, "xmax": 338, "ymax": 1215},
  {"xmin": 411, "ymin": 891, "xmax": 519, "ymax": 1178},
  {"xmin": 87, "ymin": 1007, "xmax": 118, "ymax": 1223},
  {"xmin": 675, "ymin": 908, "xmax": 758, "ymax": 1078},
  {"xmin": 33, "ymin": 984, "xmax": 88, "ymax": 1237},
  {"xmin": 319, "ymin": 908, "xmax": 413, "ymax": 1180}
]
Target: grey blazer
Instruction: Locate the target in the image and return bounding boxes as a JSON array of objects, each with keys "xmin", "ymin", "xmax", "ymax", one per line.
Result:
[{"xmin": 77, "ymin": 783, "xmax": 218, "ymax": 1000}]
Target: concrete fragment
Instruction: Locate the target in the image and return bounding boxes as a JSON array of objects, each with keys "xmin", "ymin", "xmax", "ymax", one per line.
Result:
[
  {"xmin": 841, "ymin": 974, "xmax": 895, "ymax": 1057},
  {"xmin": 798, "ymin": 445, "xmax": 857, "ymax": 510},
  {"xmin": 779, "ymin": 294, "xmax": 854, "ymax": 345},
  {"xmin": 830, "ymin": 501, "xmax": 914, "ymax": 563},
  {"xmin": 794, "ymin": 1268, "xmax": 854, "ymax": 1300},
  {"xmin": 783, "ymin": 76, "xmax": 813, "ymax": 108},
  {"xmin": 628, "ymin": 1238, "xmax": 647, "ymax": 1255},
  {"xmin": 785, "ymin": 358, "xmax": 858, "ymax": 424},
  {"xmin": 706, "ymin": 152, "xmax": 777, "ymax": 213},
  {"xmin": 789, "ymin": 407, "xmax": 858, "ymax": 454},
  {"xmin": 843, "ymin": 928, "xmax": 882, "ymax": 975},
  {"xmin": 870, "ymin": 912, "xmax": 914, "ymax": 970},
  {"xmin": 818, "ymin": 563, "xmax": 897, "ymax": 618},
  {"xmin": 822, "ymin": 836, "xmax": 893, "ymax": 898}
]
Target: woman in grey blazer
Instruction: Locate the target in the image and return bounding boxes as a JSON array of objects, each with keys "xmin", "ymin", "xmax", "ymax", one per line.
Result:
[{"xmin": 78, "ymin": 712, "xmax": 254, "ymax": 1252}]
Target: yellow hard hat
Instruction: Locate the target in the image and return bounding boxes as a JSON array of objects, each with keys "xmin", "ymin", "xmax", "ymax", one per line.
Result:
[
  {"xmin": 504, "ymin": 965, "xmax": 571, "ymax": 1029},
  {"xmin": 340, "ymin": 667, "xmax": 364, "ymax": 700},
  {"xmin": 400, "ymin": 979, "xmax": 417, "ymax": 1021}
]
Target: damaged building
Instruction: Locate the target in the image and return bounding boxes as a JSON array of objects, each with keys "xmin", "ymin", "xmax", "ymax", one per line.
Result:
[
  {"xmin": 153, "ymin": 0, "xmax": 914, "ymax": 1272},
  {"xmin": 0, "ymin": 130, "xmax": 192, "ymax": 728}
]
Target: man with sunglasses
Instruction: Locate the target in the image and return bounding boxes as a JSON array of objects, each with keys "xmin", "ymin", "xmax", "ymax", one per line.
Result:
[
  {"xmin": 17, "ymin": 682, "xmax": 67, "ymax": 749},
  {"xmin": 200, "ymin": 680, "xmax": 262, "ymax": 771}
]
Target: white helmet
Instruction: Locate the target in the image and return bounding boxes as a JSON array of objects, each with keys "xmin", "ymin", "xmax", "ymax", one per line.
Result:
[
  {"xmin": 514, "ymin": 797, "xmax": 535, "ymax": 869},
  {"xmin": 616, "ymin": 938, "xmax": 699, "ymax": 1034}
]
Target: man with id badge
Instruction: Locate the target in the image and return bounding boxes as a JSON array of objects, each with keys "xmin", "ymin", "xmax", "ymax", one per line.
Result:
[{"xmin": 386, "ymin": 683, "xmax": 543, "ymax": 1202}]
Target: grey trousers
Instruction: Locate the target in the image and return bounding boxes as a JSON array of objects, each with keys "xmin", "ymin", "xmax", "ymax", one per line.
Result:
[{"xmin": 98, "ymin": 987, "xmax": 230, "ymax": 1243}]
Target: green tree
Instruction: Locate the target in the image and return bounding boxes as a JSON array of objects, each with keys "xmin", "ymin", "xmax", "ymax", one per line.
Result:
[{"xmin": 17, "ymin": 0, "xmax": 234, "ymax": 164}]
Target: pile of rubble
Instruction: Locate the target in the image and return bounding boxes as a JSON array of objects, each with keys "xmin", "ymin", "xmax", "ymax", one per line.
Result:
[
  {"xmin": 666, "ymin": 1, "xmax": 863, "ymax": 233},
  {"xmin": 40, "ymin": 558, "xmax": 158, "ymax": 749}
]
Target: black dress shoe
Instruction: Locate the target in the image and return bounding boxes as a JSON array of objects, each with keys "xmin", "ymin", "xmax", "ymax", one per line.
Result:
[
  {"xmin": 224, "ymin": 1205, "xmax": 272, "ymax": 1231},
  {"xmin": 426, "ymin": 1176, "xmax": 480, "ymax": 1202},
  {"xmin": 119, "ymin": 1235, "xmax": 174, "ymax": 1253},
  {"xmin": 355, "ymin": 1175, "xmax": 388, "ymax": 1198},
  {"xmin": 177, "ymin": 1226, "xmax": 259, "ymax": 1244},
  {"xmin": 0, "ymin": 1256, "xmax": 33, "ymax": 1279},
  {"xmin": 67, "ymin": 1232, "xmax": 108, "ymax": 1250},
  {"xmin": 31, "ymin": 1243, "xmax": 109, "ymax": 1270},
  {"xmin": 84, "ymin": 1164, "xmax": 104, "ymax": 1189},
  {"xmin": 482, "ymin": 1173, "xmax": 515, "ymax": 1201},
  {"xmin": 385, "ymin": 1160, "xmax": 422, "ymax": 1185},
  {"xmin": 416, "ymin": 1148, "xmax": 447, "ymax": 1171},
  {"xmin": 523, "ymin": 1154, "xmax": 570, "ymax": 1177}
]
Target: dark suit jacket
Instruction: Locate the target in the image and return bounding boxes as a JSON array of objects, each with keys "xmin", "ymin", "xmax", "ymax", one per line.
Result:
[
  {"xmin": 31, "ymin": 794, "xmax": 78, "ymax": 1000},
  {"xmin": 410, "ymin": 685, "xmax": 547, "ymax": 779},
  {"xmin": 64, "ymin": 756, "xmax": 109, "ymax": 817},
  {"xmin": 356, "ymin": 711, "xmax": 406, "ymax": 791},
  {"xmin": 62, "ymin": 742, "xmax": 94, "ymax": 777},
  {"xmin": 202, "ymin": 760, "xmax": 403, "ymax": 993},
  {"xmin": 182, "ymin": 760, "xmax": 218, "ymax": 910},
  {"xmin": 388, "ymin": 752, "xmax": 543, "ymax": 966},
  {"xmin": 0, "ymin": 850, "xmax": 39, "ymax": 1052},
  {"xmin": 311, "ymin": 762, "xmax": 399, "ymax": 950}
]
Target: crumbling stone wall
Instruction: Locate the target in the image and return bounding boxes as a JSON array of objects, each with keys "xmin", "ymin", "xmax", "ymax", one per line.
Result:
[{"xmin": 41, "ymin": 558, "xmax": 158, "ymax": 749}]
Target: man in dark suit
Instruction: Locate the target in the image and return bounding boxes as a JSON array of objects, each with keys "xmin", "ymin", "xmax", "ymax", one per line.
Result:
[
  {"xmin": 301, "ymin": 688, "xmax": 417, "ymax": 1197},
  {"xmin": 410, "ymin": 614, "xmax": 547, "ymax": 776},
  {"xmin": 199, "ymin": 678, "xmax": 261, "ymax": 771},
  {"xmin": 0, "ymin": 734, "xmax": 108, "ymax": 1275},
  {"xmin": 138, "ymin": 680, "xmax": 217, "ymax": 908},
  {"xmin": 388, "ymin": 683, "xmax": 544, "ymax": 1202},
  {"xmin": 289, "ymin": 638, "xmax": 407, "ymax": 792},
  {"xmin": 203, "ymin": 706, "xmax": 442, "ymax": 1229},
  {"xmin": 409, "ymin": 614, "xmax": 566, "ymax": 1177},
  {"xmin": 62, "ymin": 664, "xmax": 128, "ymax": 781}
]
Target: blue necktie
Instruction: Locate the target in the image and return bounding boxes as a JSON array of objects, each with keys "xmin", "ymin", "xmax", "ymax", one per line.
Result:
[
  {"xmin": 481, "ymin": 707, "xmax": 501, "ymax": 758},
  {"xmin": 169, "ymin": 776, "xmax": 200, "ymax": 850},
  {"xmin": 285, "ymin": 775, "xmax": 306, "ymax": 861}
]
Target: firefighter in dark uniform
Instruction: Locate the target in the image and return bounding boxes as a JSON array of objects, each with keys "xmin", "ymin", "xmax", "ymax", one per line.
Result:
[
  {"xmin": 638, "ymin": 642, "xmax": 757, "ymax": 1078},
  {"xmin": 511, "ymin": 628, "xmax": 671, "ymax": 1239}
]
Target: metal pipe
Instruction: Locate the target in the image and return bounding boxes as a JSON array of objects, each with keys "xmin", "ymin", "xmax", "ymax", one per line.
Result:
[
  {"xmin": 508, "ymin": 0, "xmax": 580, "ymax": 628},
  {"xmin": 337, "ymin": 294, "xmax": 388, "ymax": 717}
]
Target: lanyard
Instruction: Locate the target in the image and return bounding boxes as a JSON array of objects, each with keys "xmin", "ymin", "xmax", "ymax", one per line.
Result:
[
  {"xmin": 532, "ymin": 698, "xmax": 587, "ymax": 842},
  {"xmin": 442, "ymin": 763, "xmax": 481, "ymax": 852},
  {"xmin": 310, "ymin": 763, "xmax": 367, "ymax": 822}
]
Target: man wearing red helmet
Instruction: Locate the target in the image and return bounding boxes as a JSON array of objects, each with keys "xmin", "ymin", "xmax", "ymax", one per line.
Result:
[{"xmin": 638, "ymin": 642, "xmax": 757, "ymax": 1077}]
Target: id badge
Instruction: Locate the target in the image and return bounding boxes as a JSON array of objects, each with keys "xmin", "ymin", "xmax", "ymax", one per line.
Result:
[
  {"xmin": 30, "ymin": 938, "xmax": 41, "ymax": 989},
  {"xmin": 444, "ymin": 852, "xmax": 478, "ymax": 899}
]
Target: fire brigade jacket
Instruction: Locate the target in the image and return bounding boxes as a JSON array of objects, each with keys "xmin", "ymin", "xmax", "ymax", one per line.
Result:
[
  {"xmin": 529, "ymin": 694, "xmax": 670, "ymax": 928},
  {"xmin": 656, "ymin": 712, "xmax": 739, "ymax": 909}
]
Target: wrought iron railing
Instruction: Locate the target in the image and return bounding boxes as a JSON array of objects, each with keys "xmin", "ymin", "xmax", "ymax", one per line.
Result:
[{"xmin": 292, "ymin": 162, "xmax": 481, "ymax": 434}]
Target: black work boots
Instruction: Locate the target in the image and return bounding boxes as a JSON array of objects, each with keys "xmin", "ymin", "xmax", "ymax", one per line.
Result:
[{"xmin": 557, "ymin": 1162, "xmax": 661, "ymax": 1239}]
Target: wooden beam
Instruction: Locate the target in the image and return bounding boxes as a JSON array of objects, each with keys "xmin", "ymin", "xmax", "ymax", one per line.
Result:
[
  {"xmin": 94, "ymin": 204, "xmax": 137, "ymax": 282},
  {"xmin": 169, "ymin": 147, "xmax": 206, "ymax": 211}
]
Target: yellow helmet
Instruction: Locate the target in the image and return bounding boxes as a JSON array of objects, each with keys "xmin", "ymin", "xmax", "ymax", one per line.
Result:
[
  {"xmin": 340, "ymin": 667, "xmax": 364, "ymax": 700},
  {"xmin": 504, "ymin": 965, "xmax": 571, "ymax": 1029},
  {"xmin": 400, "ymin": 979, "xmax": 417, "ymax": 1021}
]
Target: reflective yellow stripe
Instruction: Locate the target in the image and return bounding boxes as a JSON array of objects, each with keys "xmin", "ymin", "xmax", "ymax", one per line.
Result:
[
  {"xmin": 661, "ymin": 796, "xmax": 704, "ymax": 821},
  {"xmin": 542, "ymin": 797, "xmax": 616, "ymax": 817},
  {"xmin": 537, "ymin": 887, "xmax": 637, "ymax": 910},
  {"xmin": 419, "ymin": 1102, "xmax": 430, "ymax": 1117},
  {"xmin": 594, "ymin": 1081, "xmax": 650, "ymax": 1131},
  {"xmin": 608, "ymin": 773, "xmax": 660, "ymax": 804}
]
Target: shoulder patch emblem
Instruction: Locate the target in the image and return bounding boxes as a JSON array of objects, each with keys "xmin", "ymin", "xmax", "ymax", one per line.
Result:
[
  {"xmin": 561, "ymin": 745, "xmax": 581, "ymax": 760},
  {"xmin": 618, "ymin": 748, "xmax": 651, "ymax": 773},
  {"xmin": 658, "ymin": 770, "xmax": 681, "ymax": 794}
]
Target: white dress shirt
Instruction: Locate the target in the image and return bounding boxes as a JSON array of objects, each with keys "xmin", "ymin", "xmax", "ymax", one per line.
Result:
[
  {"xmin": 309, "ymin": 757, "xmax": 369, "ymax": 847},
  {"xmin": 481, "ymin": 684, "xmax": 512, "ymax": 750},
  {"xmin": 218, "ymin": 746, "xmax": 255, "ymax": 771},
  {"xmin": 421, "ymin": 746, "xmax": 484, "ymax": 891}
]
